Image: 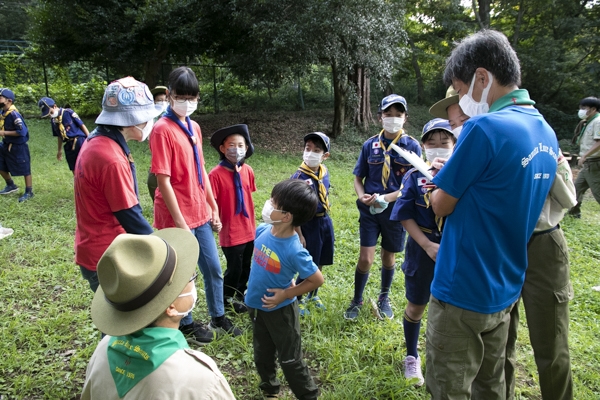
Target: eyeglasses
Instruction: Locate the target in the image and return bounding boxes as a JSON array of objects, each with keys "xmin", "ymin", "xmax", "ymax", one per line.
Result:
[
  {"xmin": 171, "ymin": 95, "xmax": 198, "ymax": 104},
  {"xmin": 189, "ymin": 272, "xmax": 198, "ymax": 282}
]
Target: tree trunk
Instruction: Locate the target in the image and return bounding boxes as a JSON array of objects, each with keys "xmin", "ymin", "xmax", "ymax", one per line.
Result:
[
  {"xmin": 331, "ymin": 59, "xmax": 347, "ymax": 139},
  {"xmin": 143, "ymin": 41, "xmax": 169, "ymax": 89},
  {"xmin": 408, "ymin": 37, "xmax": 425, "ymax": 105},
  {"xmin": 476, "ymin": 0, "xmax": 491, "ymax": 29},
  {"xmin": 351, "ymin": 65, "xmax": 374, "ymax": 131},
  {"xmin": 512, "ymin": 0, "xmax": 526, "ymax": 47}
]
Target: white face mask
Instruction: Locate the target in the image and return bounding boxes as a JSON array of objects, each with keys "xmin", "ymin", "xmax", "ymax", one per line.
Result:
[
  {"xmin": 425, "ymin": 148, "xmax": 453, "ymax": 163},
  {"xmin": 578, "ymin": 109, "xmax": 589, "ymax": 120},
  {"xmin": 156, "ymin": 101, "xmax": 168, "ymax": 113},
  {"xmin": 382, "ymin": 117, "xmax": 405, "ymax": 133},
  {"xmin": 175, "ymin": 284, "xmax": 198, "ymax": 317},
  {"xmin": 134, "ymin": 119, "xmax": 154, "ymax": 141},
  {"xmin": 459, "ymin": 72, "xmax": 493, "ymax": 117},
  {"xmin": 303, "ymin": 151, "xmax": 323, "ymax": 168},
  {"xmin": 261, "ymin": 200, "xmax": 283, "ymax": 224},
  {"xmin": 50, "ymin": 109, "xmax": 59, "ymax": 118},
  {"xmin": 172, "ymin": 100, "xmax": 197, "ymax": 117},
  {"xmin": 452, "ymin": 125, "xmax": 463, "ymax": 139},
  {"xmin": 225, "ymin": 147, "xmax": 246, "ymax": 164}
]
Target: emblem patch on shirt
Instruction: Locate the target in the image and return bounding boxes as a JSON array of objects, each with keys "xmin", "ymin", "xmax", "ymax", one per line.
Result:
[
  {"xmin": 417, "ymin": 177, "xmax": 430, "ymax": 186},
  {"xmin": 372, "ymin": 142, "xmax": 381, "ymax": 148},
  {"xmin": 373, "ymin": 149, "xmax": 380, "ymax": 155},
  {"xmin": 304, "ymin": 179, "xmax": 313, "ymax": 186}
]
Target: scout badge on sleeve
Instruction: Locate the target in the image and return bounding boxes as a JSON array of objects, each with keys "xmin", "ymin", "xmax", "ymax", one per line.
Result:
[{"xmin": 390, "ymin": 144, "xmax": 434, "ymax": 181}]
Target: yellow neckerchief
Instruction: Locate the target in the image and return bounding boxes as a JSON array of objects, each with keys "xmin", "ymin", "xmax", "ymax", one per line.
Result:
[
  {"xmin": 0, "ymin": 105, "xmax": 17, "ymax": 131},
  {"xmin": 53, "ymin": 108, "xmax": 68, "ymax": 140},
  {"xmin": 378, "ymin": 129, "xmax": 403, "ymax": 190},
  {"xmin": 298, "ymin": 162, "xmax": 330, "ymax": 212}
]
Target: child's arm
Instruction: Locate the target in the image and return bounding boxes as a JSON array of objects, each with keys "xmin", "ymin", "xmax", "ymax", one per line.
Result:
[
  {"xmin": 354, "ymin": 175, "xmax": 377, "ymax": 206},
  {"xmin": 156, "ymin": 174, "xmax": 190, "ymax": 231},
  {"xmin": 401, "ymin": 219, "xmax": 439, "ymax": 262},
  {"xmin": 202, "ymin": 165, "xmax": 222, "ymax": 233},
  {"xmin": 261, "ymin": 270, "xmax": 324, "ymax": 309},
  {"xmin": 294, "ymin": 226, "xmax": 306, "ymax": 248}
]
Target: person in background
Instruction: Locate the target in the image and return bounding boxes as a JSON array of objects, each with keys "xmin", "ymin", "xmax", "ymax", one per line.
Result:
[{"xmin": 147, "ymin": 85, "xmax": 169, "ymax": 202}]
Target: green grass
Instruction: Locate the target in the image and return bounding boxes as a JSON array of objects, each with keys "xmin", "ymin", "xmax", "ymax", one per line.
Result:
[{"xmin": 1, "ymin": 113, "xmax": 600, "ymax": 399}]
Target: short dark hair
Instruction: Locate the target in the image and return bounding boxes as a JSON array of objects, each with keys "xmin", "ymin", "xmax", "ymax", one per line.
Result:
[
  {"xmin": 168, "ymin": 67, "xmax": 199, "ymax": 97},
  {"xmin": 423, "ymin": 129, "xmax": 457, "ymax": 144},
  {"xmin": 305, "ymin": 138, "xmax": 326, "ymax": 153},
  {"xmin": 580, "ymin": 97, "xmax": 600, "ymax": 110},
  {"xmin": 382, "ymin": 103, "xmax": 406, "ymax": 114},
  {"xmin": 443, "ymin": 29, "xmax": 521, "ymax": 88},
  {"xmin": 271, "ymin": 179, "xmax": 317, "ymax": 227}
]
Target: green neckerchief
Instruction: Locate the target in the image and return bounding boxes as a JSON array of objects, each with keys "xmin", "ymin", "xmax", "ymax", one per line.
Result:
[
  {"xmin": 107, "ymin": 327, "xmax": 189, "ymax": 397},
  {"xmin": 488, "ymin": 89, "xmax": 536, "ymax": 113},
  {"xmin": 576, "ymin": 113, "xmax": 600, "ymax": 145}
]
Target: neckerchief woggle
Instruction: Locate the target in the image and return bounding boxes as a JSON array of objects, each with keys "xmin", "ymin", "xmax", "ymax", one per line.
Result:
[
  {"xmin": 164, "ymin": 106, "xmax": 204, "ymax": 189},
  {"xmin": 0, "ymin": 104, "xmax": 17, "ymax": 131},
  {"xmin": 107, "ymin": 327, "xmax": 189, "ymax": 397},
  {"xmin": 298, "ymin": 162, "xmax": 330, "ymax": 212},
  {"xmin": 219, "ymin": 158, "xmax": 249, "ymax": 218},
  {"xmin": 90, "ymin": 126, "xmax": 140, "ymax": 198},
  {"xmin": 379, "ymin": 129, "xmax": 403, "ymax": 190}
]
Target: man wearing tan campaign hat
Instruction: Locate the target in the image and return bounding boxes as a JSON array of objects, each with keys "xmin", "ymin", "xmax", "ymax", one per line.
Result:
[{"xmin": 81, "ymin": 228, "xmax": 235, "ymax": 399}]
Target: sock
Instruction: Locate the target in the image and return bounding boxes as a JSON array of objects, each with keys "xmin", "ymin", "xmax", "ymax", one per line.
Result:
[
  {"xmin": 403, "ymin": 311, "xmax": 421, "ymax": 358},
  {"xmin": 354, "ymin": 268, "xmax": 369, "ymax": 303},
  {"xmin": 25, "ymin": 186, "xmax": 33, "ymax": 193},
  {"xmin": 380, "ymin": 264, "xmax": 396, "ymax": 300},
  {"xmin": 6, "ymin": 179, "xmax": 14, "ymax": 186}
]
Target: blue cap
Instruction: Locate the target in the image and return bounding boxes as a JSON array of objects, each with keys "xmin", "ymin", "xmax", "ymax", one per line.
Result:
[
  {"xmin": 304, "ymin": 132, "xmax": 330, "ymax": 153},
  {"xmin": 380, "ymin": 94, "xmax": 407, "ymax": 113},
  {"xmin": 421, "ymin": 118, "xmax": 453, "ymax": 142},
  {"xmin": 0, "ymin": 88, "xmax": 15, "ymax": 102},
  {"xmin": 38, "ymin": 97, "xmax": 56, "ymax": 117}
]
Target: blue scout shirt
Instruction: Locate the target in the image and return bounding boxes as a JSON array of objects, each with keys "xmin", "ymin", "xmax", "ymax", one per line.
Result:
[
  {"xmin": 290, "ymin": 167, "xmax": 331, "ymax": 215},
  {"xmin": 353, "ymin": 133, "xmax": 421, "ymax": 194},
  {"xmin": 51, "ymin": 108, "xmax": 87, "ymax": 140},
  {"xmin": 1, "ymin": 108, "xmax": 28, "ymax": 145}
]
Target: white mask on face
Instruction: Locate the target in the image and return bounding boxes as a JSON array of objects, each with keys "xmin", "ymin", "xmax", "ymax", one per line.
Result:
[
  {"xmin": 452, "ymin": 125, "xmax": 463, "ymax": 139},
  {"xmin": 578, "ymin": 109, "xmax": 589, "ymax": 120},
  {"xmin": 134, "ymin": 119, "xmax": 154, "ymax": 141},
  {"xmin": 50, "ymin": 109, "xmax": 59, "ymax": 118},
  {"xmin": 175, "ymin": 284, "xmax": 198, "ymax": 317},
  {"xmin": 226, "ymin": 147, "xmax": 246, "ymax": 164},
  {"xmin": 382, "ymin": 117, "xmax": 405, "ymax": 133},
  {"xmin": 156, "ymin": 101, "xmax": 168, "ymax": 113},
  {"xmin": 303, "ymin": 151, "xmax": 323, "ymax": 168},
  {"xmin": 261, "ymin": 200, "xmax": 283, "ymax": 224},
  {"xmin": 172, "ymin": 100, "xmax": 197, "ymax": 117},
  {"xmin": 425, "ymin": 148, "xmax": 453, "ymax": 163},
  {"xmin": 459, "ymin": 72, "xmax": 493, "ymax": 117}
]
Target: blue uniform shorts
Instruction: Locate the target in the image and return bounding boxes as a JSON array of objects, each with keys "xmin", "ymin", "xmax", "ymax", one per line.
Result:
[
  {"xmin": 357, "ymin": 199, "xmax": 406, "ymax": 253},
  {"xmin": 64, "ymin": 136, "xmax": 86, "ymax": 171},
  {"xmin": 301, "ymin": 214, "xmax": 334, "ymax": 266},
  {"xmin": 0, "ymin": 142, "xmax": 31, "ymax": 176},
  {"xmin": 402, "ymin": 232, "xmax": 440, "ymax": 305}
]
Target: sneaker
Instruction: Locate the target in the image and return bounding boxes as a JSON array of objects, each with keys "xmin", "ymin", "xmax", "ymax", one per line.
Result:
[
  {"xmin": 404, "ymin": 355, "xmax": 424, "ymax": 386},
  {"xmin": 376, "ymin": 297, "xmax": 394, "ymax": 319},
  {"xmin": 568, "ymin": 208, "xmax": 581, "ymax": 219},
  {"xmin": 209, "ymin": 316, "xmax": 243, "ymax": 336},
  {"xmin": 226, "ymin": 297, "xmax": 248, "ymax": 314},
  {"xmin": 262, "ymin": 392, "xmax": 279, "ymax": 399},
  {"xmin": 309, "ymin": 295, "xmax": 326, "ymax": 310},
  {"xmin": 298, "ymin": 298, "xmax": 310, "ymax": 317},
  {"xmin": 343, "ymin": 300, "xmax": 362, "ymax": 320},
  {"xmin": 180, "ymin": 322, "xmax": 214, "ymax": 344},
  {"xmin": 0, "ymin": 184, "xmax": 18, "ymax": 195},
  {"xmin": 18, "ymin": 192, "xmax": 34, "ymax": 202}
]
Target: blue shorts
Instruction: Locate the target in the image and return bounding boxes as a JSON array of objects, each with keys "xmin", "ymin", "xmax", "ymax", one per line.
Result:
[
  {"xmin": 402, "ymin": 233, "xmax": 440, "ymax": 305},
  {"xmin": 300, "ymin": 214, "xmax": 334, "ymax": 266},
  {"xmin": 357, "ymin": 199, "xmax": 406, "ymax": 253},
  {"xmin": 64, "ymin": 136, "xmax": 86, "ymax": 171},
  {"xmin": 0, "ymin": 142, "xmax": 31, "ymax": 176}
]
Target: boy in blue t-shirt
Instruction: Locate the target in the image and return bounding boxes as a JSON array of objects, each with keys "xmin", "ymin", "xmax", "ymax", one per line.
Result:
[
  {"xmin": 38, "ymin": 97, "xmax": 90, "ymax": 173},
  {"xmin": 345, "ymin": 94, "xmax": 421, "ymax": 320},
  {"xmin": 390, "ymin": 118, "xmax": 456, "ymax": 386},
  {"xmin": 290, "ymin": 132, "xmax": 334, "ymax": 315},
  {"xmin": 245, "ymin": 179, "xmax": 324, "ymax": 400},
  {"xmin": 0, "ymin": 88, "xmax": 34, "ymax": 202}
]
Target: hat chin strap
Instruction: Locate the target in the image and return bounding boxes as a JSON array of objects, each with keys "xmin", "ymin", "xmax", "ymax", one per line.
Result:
[{"xmin": 106, "ymin": 240, "xmax": 177, "ymax": 312}]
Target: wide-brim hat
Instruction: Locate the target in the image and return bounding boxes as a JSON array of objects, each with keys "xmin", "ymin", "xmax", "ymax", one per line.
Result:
[
  {"xmin": 91, "ymin": 228, "xmax": 199, "ymax": 336},
  {"xmin": 95, "ymin": 77, "xmax": 164, "ymax": 127},
  {"xmin": 38, "ymin": 97, "xmax": 56, "ymax": 117},
  {"xmin": 210, "ymin": 124, "xmax": 254, "ymax": 159},
  {"xmin": 421, "ymin": 118, "xmax": 454, "ymax": 142},
  {"xmin": 380, "ymin": 94, "xmax": 408, "ymax": 113},
  {"xmin": 429, "ymin": 86, "xmax": 459, "ymax": 119},
  {"xmin": 304, "ymin": 132, "xmax": 330, "ymax": 153}
]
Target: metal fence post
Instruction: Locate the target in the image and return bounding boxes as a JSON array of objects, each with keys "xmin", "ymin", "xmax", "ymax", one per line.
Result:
[{"xmin": 42, "ymin": 61, "xmax": 49, "ymax": 97}]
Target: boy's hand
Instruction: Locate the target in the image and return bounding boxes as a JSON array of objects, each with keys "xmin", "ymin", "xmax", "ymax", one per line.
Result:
[
  {"xmin": 425, "ymin": 242, "xmax": 440, "ymax": 262},
  {"xmin": 430, "ymin": 157, "xmax": 449, "ymax": 175},
  {"xmin": 359, "ymin": 193, "xmax": 377, "ymax": 206},
  {"xmin": 211, "ymin": 213, "xmax": 222, "ymax": 232},
  {"xmin": 261, "ymin": 288, "xmax": 289, "ymax": 309}
]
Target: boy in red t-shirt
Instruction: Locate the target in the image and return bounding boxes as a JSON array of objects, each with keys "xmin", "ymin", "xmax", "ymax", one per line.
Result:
[{"xmin": 209, "ymin": 124, "xmax": 256, "ymax": 314}]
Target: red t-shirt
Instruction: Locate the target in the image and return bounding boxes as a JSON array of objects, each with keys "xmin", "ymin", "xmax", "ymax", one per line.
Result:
[
  {"xmin": 149, "ymin": 117, "xmax": 210, "ymax": 229},
  {"xmin": 74, "ymin": 136, "xmax": 140, "ymax": 271},
  {"xmin": 209, "ymin": 164, "xmax": 257, "ymax": 247}
]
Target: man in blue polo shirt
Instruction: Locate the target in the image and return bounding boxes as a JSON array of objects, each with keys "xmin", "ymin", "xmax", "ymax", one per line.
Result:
[
  {"xmin": 427, "ymin": 30, "xmax": 559, "ymax": 399},
  {"xmin": 0, "ymin": 88, "xmax": 34, "ymax": 202},
  {"xmin": 38, "ymin": 97, "xmax": 90, "ymax": 173}
]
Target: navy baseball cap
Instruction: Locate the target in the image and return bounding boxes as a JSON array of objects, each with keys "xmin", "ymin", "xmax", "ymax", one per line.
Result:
[
  {"xmin": 380, "ymin": 94, "xmax": 407, "ymax": 113},
  {"xmin": 304, "ymin": 132, "xmax": 330, "ymax": 153},
  {"xmin": 421, "ymin": 118, "xmax": 454, "ymax": 142},
  {"xmin": 0, "ymin": 88, "xmax": 15, "ymax": 102},
  {"xmin": 38, "ymin": 97, "xmax": 57, "ymax": 117}
]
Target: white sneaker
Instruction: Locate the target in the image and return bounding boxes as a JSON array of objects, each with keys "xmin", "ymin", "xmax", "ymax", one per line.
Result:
[{"xmin": 404, "ymin": 355, "xmax": 424, "ymax": 386}]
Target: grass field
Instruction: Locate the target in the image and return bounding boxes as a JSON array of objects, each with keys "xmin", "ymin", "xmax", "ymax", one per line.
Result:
[{"xmin": 1, "ymin": 111, "xmax": 599, "ymax": 399}]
